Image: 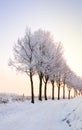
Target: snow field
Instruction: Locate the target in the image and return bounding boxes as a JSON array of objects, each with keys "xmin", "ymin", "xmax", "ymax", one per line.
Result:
[{"xmin": 0, "ymin": 97, "xmax": 82, "ymax": 130}]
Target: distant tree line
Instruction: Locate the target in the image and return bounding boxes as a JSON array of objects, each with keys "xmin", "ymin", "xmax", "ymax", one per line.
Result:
[{"xmin": 9, "ymin": 28, "xmax": 82, "ymax": 103}]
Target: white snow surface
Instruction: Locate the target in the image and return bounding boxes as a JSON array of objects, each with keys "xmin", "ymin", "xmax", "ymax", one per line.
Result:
[{"xmin": 0, "ymin": 97, "xmax": 82, "ymax": 130}]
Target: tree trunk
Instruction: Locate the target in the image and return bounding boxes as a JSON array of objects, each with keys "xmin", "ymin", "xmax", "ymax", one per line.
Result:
[
  {"xmin": 38, "ymin": 72, "xmax": 43, "ymax": 101},
  {"xmin": 44, "ymin": 82, "xmax": 47, "ymax": 100},
  {"xmin": 30, "ymin": 71, "xmax": 34, "ymax": 103},
  {"xmin": 44, "ymin": 76, "xmax": 48, "ymax": 100},
  {"xmin": 68, "ymin": 89, "xmax": 71, "ymax": 99},
  {"xmin": 74, "ymin": 89, "xmax": 77, "ymax": 97},
  {"xmin": 63, "ymin": 85, "xmax": 65, "ymax": 99},
  {"xmin": 81, "ymin": 91, "xmax": 82, "ymax": 96},
  {"xmin": 51, "ymin": 81, "xmax": 55, "ymax": 100},
  {"xmin": 58, "ymin": 84, "xmax": 60, "ymax": 100},
  {"xmin": 74, "ymin": 90, "xmax": 75, "ymax": 97}
]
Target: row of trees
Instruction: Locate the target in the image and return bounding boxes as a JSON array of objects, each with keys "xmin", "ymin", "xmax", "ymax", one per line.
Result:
[{"xmin": 9, "ymin": 28, "xmax": 82, "ymax": 103}]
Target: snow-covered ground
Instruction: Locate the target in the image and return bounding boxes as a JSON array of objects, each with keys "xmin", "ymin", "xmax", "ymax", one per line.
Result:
[{"xmin": 0, "ymin": 96, "xmax": 82, "ymax": 130}]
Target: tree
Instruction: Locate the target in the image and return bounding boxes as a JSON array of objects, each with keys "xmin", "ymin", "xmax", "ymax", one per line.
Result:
[
  {"xmin": 9, "ymin": 28, "xmax": 36, "ymax": 103},
  {"xmin": 33, "ymin": 30, "xmax": 54, "ymax": 101},
  {"xmin": 53, "ymin": 43, "xmax": 64, "ymax": 100},
  {"xmin": 42, "ymin": 44, "xmax": 56, "ymax": 100},
  {"xmin": 61, "ymin": 63, "xmax": 72, "ymax": 99},
  {"xmin": 45, "ymin": 42, "xmax": 64, "ymax": 100}
]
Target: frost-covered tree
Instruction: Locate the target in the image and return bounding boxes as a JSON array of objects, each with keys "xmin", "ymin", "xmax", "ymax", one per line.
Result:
[
  {"xmin": 45, "ymin": 42, "xmax": 64, "ymax": 100},
  {"xmin": 9, "ymin": 28, "xmax": 36, "ymax": 103},
  {"xmin": 53, "ymin": 43, "xmax": 64, "ymax": 100},
  {"xmin": 42, "ymin": 42, "xmax": 56, "ymax": 100},
  {"xmin": 33, "ymin": 30, "xmax": 54, "ymax": 101},
  {"xmin": 61, "ymin": 63, "xmax": 72, "ymax": 99},
  {"xmin": 73, "ymin": 76, "xmax": 82, "ymax": 97},
  {"xmin": 47, "ymin": 42, "xmax": 63, "ymax": 100},
  {"xmin": 66, "ymin": 71, "xmax": 78, "ymax": 99}
]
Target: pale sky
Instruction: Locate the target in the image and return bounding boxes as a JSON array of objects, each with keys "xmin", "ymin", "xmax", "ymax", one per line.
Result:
[{"xmin": 0, "ymin": 0, "xmax": 82, "ymax": 95}]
